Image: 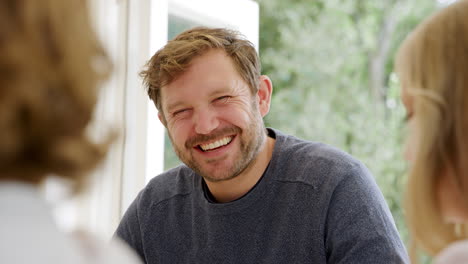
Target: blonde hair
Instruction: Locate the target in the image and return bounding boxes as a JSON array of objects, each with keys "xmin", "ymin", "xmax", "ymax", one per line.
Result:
[
  {"xmin": 0, "ymin": 0, "xmax": 112, "ymax": 192},
  {"xmin": 396, "ymin": 0, "xmax": 468, "ymax": 260},
  {"xmin": 140, "ymin": 27, "xmax": 260, "ymax": 113}
]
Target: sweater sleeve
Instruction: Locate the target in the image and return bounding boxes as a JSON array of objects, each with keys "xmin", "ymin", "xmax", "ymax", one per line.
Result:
[
  {"xmin": 324, "ymin": 162, "xmax": 409, "ymax": 264},
  {"xmin": 114, "ymin": 192, "xmax": 146, "ymax": 264}
]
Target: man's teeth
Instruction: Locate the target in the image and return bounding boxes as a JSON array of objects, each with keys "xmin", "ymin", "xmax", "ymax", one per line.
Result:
[{"xmin": 200, "ymin": 137, "xmax": 232, "ymax": 151}]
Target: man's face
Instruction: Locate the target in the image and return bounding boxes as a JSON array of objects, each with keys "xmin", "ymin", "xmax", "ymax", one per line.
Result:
[{"xmin": 159, "ymin": 50, "xmax": 267, "ymax": 182}]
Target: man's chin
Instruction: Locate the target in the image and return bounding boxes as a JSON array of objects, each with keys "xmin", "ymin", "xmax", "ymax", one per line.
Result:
[{"xmin": 198, "ymin": 170, "xmax": 233, "ymax": 183}]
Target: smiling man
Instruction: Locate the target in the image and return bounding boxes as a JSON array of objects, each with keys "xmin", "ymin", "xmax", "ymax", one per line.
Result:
[{"xmin": 115, "ymin": 27, "xmax": 408, "ymax": 263}]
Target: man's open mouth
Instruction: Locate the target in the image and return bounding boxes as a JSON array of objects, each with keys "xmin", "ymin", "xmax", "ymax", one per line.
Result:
[{"xmin": 197, "ymin": 136, "xmax": 234, "ymax": 152}]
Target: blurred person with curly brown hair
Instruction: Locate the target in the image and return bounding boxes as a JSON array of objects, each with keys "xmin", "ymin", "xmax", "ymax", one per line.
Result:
[
  {"xmin": 396, "ymin": 0, "xmax": 468, "ymax": 263},
  {"xmin": 0, "ymin": 1, "xmax": 141, "ymax": 263}
]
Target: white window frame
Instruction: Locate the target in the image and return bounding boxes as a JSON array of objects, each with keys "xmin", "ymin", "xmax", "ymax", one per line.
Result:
[{"xmin": 50, "ymin": 0, "xmax": 258, "ymax": 239}]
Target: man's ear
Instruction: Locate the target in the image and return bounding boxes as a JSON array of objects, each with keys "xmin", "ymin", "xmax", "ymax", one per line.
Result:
[
  {"xmin": 158, "ymin": 111, "xmax": 167, "ymax": 127},
  {"xmin": 257, "ymin": 75, "xmax": 273, "ymax": 117}
]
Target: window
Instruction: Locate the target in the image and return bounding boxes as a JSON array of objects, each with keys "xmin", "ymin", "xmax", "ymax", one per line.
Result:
[{"xmin": 50, "ymin": 0, "xmax": 258, "ymax": 239}]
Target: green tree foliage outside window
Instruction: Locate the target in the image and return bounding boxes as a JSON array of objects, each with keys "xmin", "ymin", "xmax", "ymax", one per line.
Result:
[{"xmin": 257, "ymin": 0, "xmax": 436, "ymax": 262}]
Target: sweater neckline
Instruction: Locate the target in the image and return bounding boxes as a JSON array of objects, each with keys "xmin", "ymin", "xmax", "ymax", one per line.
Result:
[{"xmin": 193, "ymin": 128, "xmax": 284, "ymax": 214}]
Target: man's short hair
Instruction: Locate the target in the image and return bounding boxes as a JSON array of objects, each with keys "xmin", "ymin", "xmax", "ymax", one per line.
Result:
[{"xmin": 140, "ymin": 27, "xmax": 261, "ymax": 112}]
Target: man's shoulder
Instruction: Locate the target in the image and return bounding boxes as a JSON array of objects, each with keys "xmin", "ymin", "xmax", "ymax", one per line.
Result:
[
  {"xmin": 137, "ymin": 164, "xmax": 195, "ymax": 207},
  {"xmin": 270, "ymin": 128, "xmax": 368, "ymax": 186},
  {"xmin": 272, "ymin": 128, "xmax": 362, "ymax": 170}
]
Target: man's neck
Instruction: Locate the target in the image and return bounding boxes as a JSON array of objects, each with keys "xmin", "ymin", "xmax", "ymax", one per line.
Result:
[{"xmin": 204, "ymin": 136, "xmax": 276, "ymax": 203}]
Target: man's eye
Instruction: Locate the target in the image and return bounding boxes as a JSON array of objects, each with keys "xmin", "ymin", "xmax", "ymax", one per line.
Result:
[
  {"xmin": 215, "ymin": 96, "xmax": 231, "ymax": 103},
  {"xmin": 173, "ymin": 109, "xmax": 189, "ymax": 116}
]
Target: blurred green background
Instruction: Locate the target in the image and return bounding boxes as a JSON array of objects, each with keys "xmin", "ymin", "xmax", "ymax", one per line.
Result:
[{"xmin": 164, "ymin": 1, "xmax": 443, "ymax": 262}]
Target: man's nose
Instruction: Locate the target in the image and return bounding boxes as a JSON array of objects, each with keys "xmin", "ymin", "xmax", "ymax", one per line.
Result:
[{"xmin": 193, "ymin": 107, "xmax": 219, "ymax": 135}]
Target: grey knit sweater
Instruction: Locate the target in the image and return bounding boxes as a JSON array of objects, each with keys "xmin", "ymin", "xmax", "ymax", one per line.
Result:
[{"xmin": 116, "ymin": 128, "xmax": 408, "ymax": 263}]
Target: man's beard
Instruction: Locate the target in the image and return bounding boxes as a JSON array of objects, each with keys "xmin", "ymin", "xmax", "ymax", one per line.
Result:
[{"xmin": 168, "ymin": 110, "xmax": 266, "ymax": 182}]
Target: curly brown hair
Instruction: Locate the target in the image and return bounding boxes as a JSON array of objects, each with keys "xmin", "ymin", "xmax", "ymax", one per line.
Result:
[
  {"xmin": 0, "ymin": 0, "xmax": 112, "ymax": 191},
  {"xmin": 140, "ymin": 27, "xmax": 261, "ymax": 113}
]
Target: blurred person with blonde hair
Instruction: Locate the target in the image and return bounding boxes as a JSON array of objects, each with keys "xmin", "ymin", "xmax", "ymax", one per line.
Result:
[
  {"xmin": 0, "ymin": 0, "xmax": 141, "ymax": 263},
  {"xmin": 396, "ymin": 0, "xmax": 468, "ymax": 263}
]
